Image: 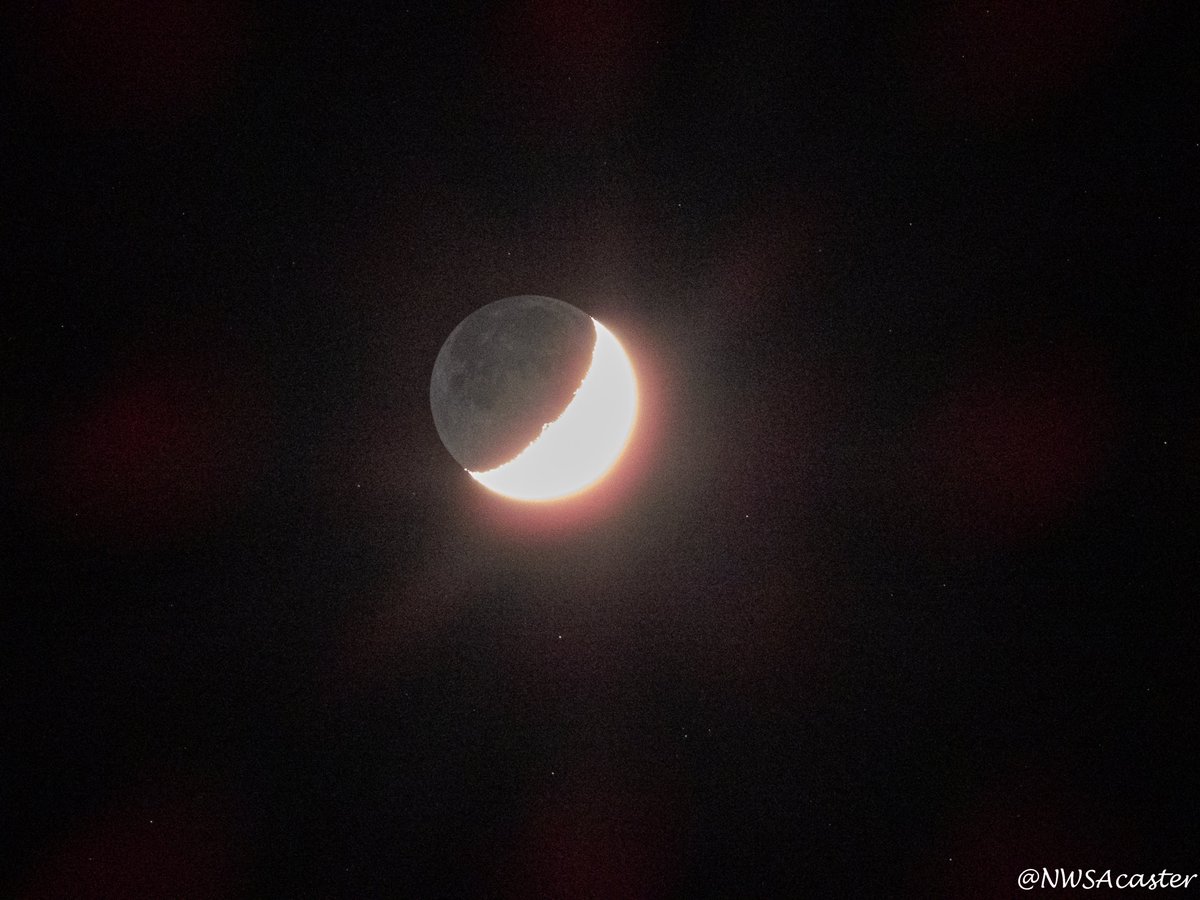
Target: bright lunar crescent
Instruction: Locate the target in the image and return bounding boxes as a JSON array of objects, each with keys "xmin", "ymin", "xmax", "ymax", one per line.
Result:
[{"xmin": 430, "ymin": 296, "xmax": 638, "ymax": 502}]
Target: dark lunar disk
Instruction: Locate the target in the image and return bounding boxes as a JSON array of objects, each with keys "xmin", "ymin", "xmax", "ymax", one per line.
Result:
[{"xmin": 430, "ymin": 295, "xmax": 596, "ymax": 472}]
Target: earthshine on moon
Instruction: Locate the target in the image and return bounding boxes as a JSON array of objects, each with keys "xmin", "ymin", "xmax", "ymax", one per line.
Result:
[{"xmin": 430, "ymin": 296, "xmax": 638, "ymax": 502}]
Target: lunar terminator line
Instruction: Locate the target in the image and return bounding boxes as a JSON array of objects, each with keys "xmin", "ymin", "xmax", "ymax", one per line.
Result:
[{"xmin": 430, "ymin": 296, "xmax": 638, "ymax": 502}]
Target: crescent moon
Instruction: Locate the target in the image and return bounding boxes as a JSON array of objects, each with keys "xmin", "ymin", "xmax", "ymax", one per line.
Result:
[{"xmin": 467, "ymin": 318, "xmax": 638, "ymax": 502}]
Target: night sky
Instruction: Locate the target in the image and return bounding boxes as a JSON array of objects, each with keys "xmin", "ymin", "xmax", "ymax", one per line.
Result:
[{"xmin": 4, "ymin": 2, "xmax": 1198, "ymax": 897}]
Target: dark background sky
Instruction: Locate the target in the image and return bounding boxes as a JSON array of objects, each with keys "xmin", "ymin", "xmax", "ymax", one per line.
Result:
[{"xmin": 3, "ymin": 2, "xmax": 1197, "ymax": 897}]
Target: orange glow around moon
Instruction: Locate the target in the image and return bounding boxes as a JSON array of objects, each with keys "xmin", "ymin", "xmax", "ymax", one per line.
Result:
[{"xmin": 468, "ymin": 319, "xmax": 638, "ymax": 502}]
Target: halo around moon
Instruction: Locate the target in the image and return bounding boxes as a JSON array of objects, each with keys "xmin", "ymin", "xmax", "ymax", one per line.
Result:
[{"xmin": 430, "ymin": 297, "xmax": 638, "ymax": 503}]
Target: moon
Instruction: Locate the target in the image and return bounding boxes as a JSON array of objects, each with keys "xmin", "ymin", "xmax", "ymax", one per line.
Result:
[{"xmin": 430, "ymin": 296, "xmax": 638, "ymax": 502}]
